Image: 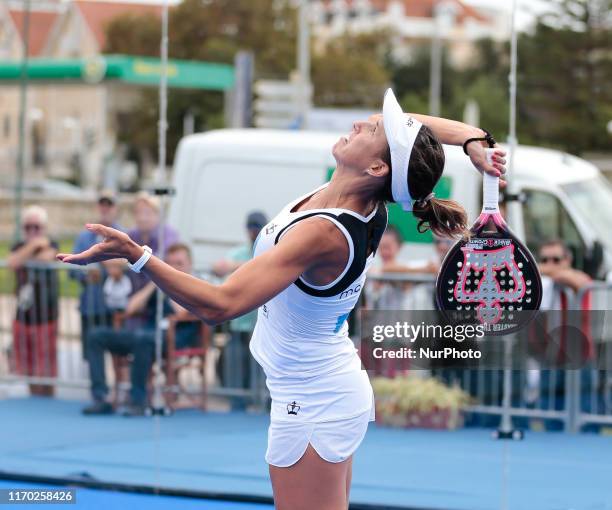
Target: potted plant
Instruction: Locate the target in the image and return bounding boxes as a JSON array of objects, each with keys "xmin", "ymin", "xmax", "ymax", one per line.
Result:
[{"xmin": 372, "ymin": 376, "xmax": 472, "ymax": 430}]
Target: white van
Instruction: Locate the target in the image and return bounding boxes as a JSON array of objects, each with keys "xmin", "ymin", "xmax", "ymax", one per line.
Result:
[{"xmin": 168, "ymin": 129, "xmax": 612, "ymax": 278}]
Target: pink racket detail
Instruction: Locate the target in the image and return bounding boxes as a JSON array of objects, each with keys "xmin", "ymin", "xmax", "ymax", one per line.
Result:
[
  {"xmin": 436, "ymin": 149, "xmax": 542, "ymax": 335},
  {"xmin": 454, "ymin": 244, "xmax": 526, "ymax": 325}
]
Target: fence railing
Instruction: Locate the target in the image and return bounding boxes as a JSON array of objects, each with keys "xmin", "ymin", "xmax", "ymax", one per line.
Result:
[
  {"xmin": 360, "ymin": 272, "xmax": 612, "ymax": 432},
  {"xmin": 0, "ymin": 260, "xmax": 268, "ymax": 409},
  {"xmin": 1, "ymin": 261, "xmax": 610, "ymax": 431},
  {"xmin": 566, "ymin": 282, "xmax": 612, "ymax": 431}
]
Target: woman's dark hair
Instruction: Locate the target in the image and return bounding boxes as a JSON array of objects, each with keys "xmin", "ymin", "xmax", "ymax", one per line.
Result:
[{"xmin": 379, "ymin": 125, "xmax": 468, "ymax": 238}]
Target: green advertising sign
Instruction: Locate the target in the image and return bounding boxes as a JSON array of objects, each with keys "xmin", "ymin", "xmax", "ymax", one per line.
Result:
[
  {"xmin": 109, "ymin": 56, "xmax": 235, "ymax": 89},
  {"xmin": 0, "ymin": 55, "xmax": 235, "ymax": 91}
]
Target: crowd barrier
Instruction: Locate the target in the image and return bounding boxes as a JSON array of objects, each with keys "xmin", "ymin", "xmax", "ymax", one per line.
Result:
[
  {"xmin": 0, "ymin": 260, "xmax": 268, "ymax": 410},
  {"xmin": 566, "ymin": 282, "xmax": 612, "ymax": 431},
  {"xmin": 1, "ymin": 261, "xmax": 610, "ymax": 431},
  {"xmin": 363, "ymin": 273, "xmax": 612, "ymax": 433}
]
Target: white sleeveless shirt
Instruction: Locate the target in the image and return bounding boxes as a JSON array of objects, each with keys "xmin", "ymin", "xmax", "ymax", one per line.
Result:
[{"xmin": 249, "ymin": 184, "xmax": 388, "ymax": 423}]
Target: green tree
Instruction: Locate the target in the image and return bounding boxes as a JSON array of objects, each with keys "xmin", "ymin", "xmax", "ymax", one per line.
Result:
[
  {"xmin": 517, "ymin": 0, "xmax": 612, "ymax": 153},
  {"xmin": 103, "ymin": 0, "xmax": 298, "ymax": 169},
  {"xmin": 166, "ymin": 0, "xmax": 297, "ymax": 77},
  {"xmin": 311, "ymin": 32, "xmax": 391, "ymax": 108},
  {"xmin": 389, "ymin": 1, "xmax": 612, "ymax": 157},
  {"xmin": 399, "ymin": 91, "xmax": 430, "ymax": 116},
  {"xmin": 389, "ymin": 45, "xmax": 461, "ymax": 119},
  {"xmin": 449, "ymin": 38, "xmax": 510, "ymax": 141},
  {"xmin": 104, "ymin": 13, "xmax": 161, "ymax": 57},
  {"xmin": 458, "ymin": 75, "xmax": 509, "ymax": 141}
]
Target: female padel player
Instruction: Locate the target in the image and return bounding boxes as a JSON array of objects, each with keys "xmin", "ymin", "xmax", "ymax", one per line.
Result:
[{"xmin": 58, "ymin": 89, "xmax": 506, "ymax": 510}]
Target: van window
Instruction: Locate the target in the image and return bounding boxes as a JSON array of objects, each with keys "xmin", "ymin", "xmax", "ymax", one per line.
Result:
[
  {"xmin": 522, "ymin": 189, "xmax": 586, "ymax": 269},
  {"xmin": 561, "ymin": 177, "xmax": 612, "ymax": 254}
]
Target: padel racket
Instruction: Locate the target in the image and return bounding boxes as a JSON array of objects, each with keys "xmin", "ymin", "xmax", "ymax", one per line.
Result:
[{"xmin": 436, "ymin": 149, "xmax": 542, "ymax": 335}]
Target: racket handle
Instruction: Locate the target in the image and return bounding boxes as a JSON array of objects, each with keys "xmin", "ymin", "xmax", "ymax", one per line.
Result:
[{"xmin": 482, "ymin": 149, "xmax": 500, "ymax": 213}]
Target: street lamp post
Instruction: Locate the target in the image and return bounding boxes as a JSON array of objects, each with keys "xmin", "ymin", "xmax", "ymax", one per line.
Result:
[
  {"xmin": 14, "ymin": 0, "xmax": 32, "ymax": 242},
  {"xmin": 296, "ymin": 0, "xmax": 311, "ymax": 128},
  {"xmin": 429, "ymin": 1, "xmax": 457, "ymax": 117}
]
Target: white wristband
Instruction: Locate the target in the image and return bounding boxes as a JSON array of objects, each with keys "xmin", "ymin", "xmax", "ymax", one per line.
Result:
[{"xmin": 128, "ymin": 245, "xmax": 153, "ymax": 273}]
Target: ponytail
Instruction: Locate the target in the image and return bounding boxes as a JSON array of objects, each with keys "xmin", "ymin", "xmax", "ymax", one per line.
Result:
[{"xmin": 412, "ymin": 197, "xmax": 468, "ymax": 239}]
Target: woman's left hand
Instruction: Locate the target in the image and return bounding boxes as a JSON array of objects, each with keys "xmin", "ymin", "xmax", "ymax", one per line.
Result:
[{"xmin": 467, "ymin": 142, "xmax": 507, "ymax": 187}]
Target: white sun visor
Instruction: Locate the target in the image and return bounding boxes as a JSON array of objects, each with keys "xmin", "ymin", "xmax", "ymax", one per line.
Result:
[{"xmin": 382, "ymin": 88, "xmax": 423, "ymax": 212}]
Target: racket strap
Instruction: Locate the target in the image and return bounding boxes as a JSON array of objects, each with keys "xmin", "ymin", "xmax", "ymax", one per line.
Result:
[{"xmin": 462, "ymin": 129, "xmax": 496, "ymax": 155}]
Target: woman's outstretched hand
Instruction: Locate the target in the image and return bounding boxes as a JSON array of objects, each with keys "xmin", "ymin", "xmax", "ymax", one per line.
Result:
[
  {"xmin": 467, "ymin": 143, "xmax": 507, "ymax": 188},
  {"xmin": 57, "ymin": 224, "xmax": 141, "ymax": 266}
]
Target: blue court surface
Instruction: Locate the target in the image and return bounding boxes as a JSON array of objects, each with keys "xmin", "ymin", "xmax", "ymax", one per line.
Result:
[{"xmin": 0, "ymin": 397, "xmax": 611, "ymax": 510}]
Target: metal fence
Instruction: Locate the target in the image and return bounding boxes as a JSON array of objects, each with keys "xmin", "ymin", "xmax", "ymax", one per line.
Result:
[
  {"xmin": 362, "ymin": 273, "xmax": 612, "ymax": 432},
  {"xmin": 1, "ymin": 261, "xmax": 610, "ymax": 432},
  {"xmin": 566, "ymin": 282, "xmax": 612, "ymax": 431},
  {"xmin": 0, "ymin": 260, "xmax": 267, "ymax": 410}
]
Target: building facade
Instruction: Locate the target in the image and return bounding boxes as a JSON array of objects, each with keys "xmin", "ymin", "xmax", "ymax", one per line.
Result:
[
  {"xmin": 310, "ymin": 0, "xmax": 508, "ymax": 66},
  {"xmin": 0, "ymin": 0, "xmax": 504, "ymax": 190},
  {"xmin": 0, "ymin": 0, "xmax": 161, "ymax": 189}
]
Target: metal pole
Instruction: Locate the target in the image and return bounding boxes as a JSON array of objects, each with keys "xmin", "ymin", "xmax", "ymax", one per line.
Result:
[
  {"xmin": 297, "ymin": 0, "xmax": 310, "ymax": 128},
  {"xmin": 429, "ymin": 2, "xmax": 455, "ymax": 117},
  {"xmin": 507, "ymin": 0, "xmax": 519, "ymax": 190},
  {"xmin": 14, "ymin": 0, "xmax": 32, "ymax": 243},
  {"xmin": 230, "ymin": 51, "xmax": 254, "ymax": 128},
  {"xmin": 495, "ymin": 0, "xmax": 523, "ymax": 443},
  {"xmin": 499, "ymin": 337, "xmax": 514, "ymax": 433},
  {"xmin": 157, "ymin": 2, "xmax": 169, "ymax": 187},
  {"xmin": 149, "ymin": 0, "xmax": 170, "ymax": 496},
  {"xmin": 151, "ymin": 0, "xmax": 169, "ymax": 417},
  {"xmin": 429, "ymin": 12, "xmax": 442, "ymax": 117},
  {"xmin": 502, "ymin": 0, "xmax": 520, "ymax": 434},
  {"xmin": 499, "ymin": 1, "xmax": 519, "ymax": 431}
]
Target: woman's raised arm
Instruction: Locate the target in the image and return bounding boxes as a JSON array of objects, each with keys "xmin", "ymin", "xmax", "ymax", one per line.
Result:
[
  {"xmin": 57, "ymin": 218, "xmax": 345, "ymax": 325},
  {"xmin": 370, "ymin": 112, "xmax": 507, "ymax": 182},
  {"xmin": 409, "ymin": 113, "xmax": 507, "ymax": 182}
]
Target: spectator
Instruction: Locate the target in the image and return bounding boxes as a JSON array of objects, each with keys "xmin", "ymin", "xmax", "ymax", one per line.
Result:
[
  {"xmin": 102, "ymin": 259, "xmax": 132, "ymax": 313},
  {"xmin": 70, "ymin": 190, "xmax": 122, "ymax": 359},
  {"xmin": 403, "ymin": 234, "xmax": 454, "ymax": 310},
  {"xmin": 213, "ymin": 210, "xmax": 267, "ymax": 409},
  {"xmin": 7, "ymin": 206, "xmax": 59, "ymax": 397},
  {"xmin": 367, "ymin": 226, "xmax": 412, "ymax": 309},
  {"xmin": 538, "ymin": 240, "xmax": 592, "ymax": 295},
  {"xmin": 373, "ymin": 225, "xmax": 407, "ymax": 273},
  {"xmin": 525, "ymin": 240, "xmax": 593, "ymax": 415},
  {"xmin": 127, "ymin": 192, "xmax": 179, "ymax": 293},
  {"xmin": 82, "ymin": 243, "xmax": 200, "ymax": 416},
  {"xmin": 429, "ymin": 235, "xmax": 454, "ymax": 273}
]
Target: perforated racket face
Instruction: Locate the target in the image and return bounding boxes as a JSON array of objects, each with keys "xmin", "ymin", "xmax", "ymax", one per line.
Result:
[{"xmin": 436, "ymin": 212, "xmax": 543, "ymax": 335}]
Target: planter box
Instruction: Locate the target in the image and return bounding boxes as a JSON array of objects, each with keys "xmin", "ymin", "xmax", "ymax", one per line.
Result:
[{"xmin": 375, "ymin": 404, "xmax": 464, "ymax": 430}]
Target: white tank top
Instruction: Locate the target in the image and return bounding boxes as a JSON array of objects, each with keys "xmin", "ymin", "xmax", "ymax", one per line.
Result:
[{"xmin": 249, "ymin": 184, "xmax": 388, "ymax": 423}]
